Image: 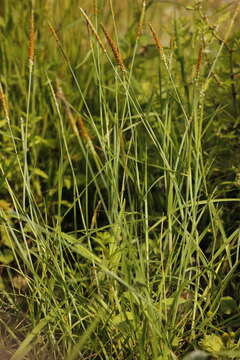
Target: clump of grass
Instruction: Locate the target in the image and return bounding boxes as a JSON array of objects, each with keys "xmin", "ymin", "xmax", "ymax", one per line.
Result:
[{"xmin": 0, "ymin": 1, "xmax": 240, "ymax": 359}]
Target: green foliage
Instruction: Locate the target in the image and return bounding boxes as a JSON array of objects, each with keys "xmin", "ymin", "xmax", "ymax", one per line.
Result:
[{"xmin": 0, "ymin": 0, "xmax": 240, "ymax": 359}]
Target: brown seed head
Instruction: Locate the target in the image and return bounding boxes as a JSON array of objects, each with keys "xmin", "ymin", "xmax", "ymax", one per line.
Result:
[
  {"xmin": 48, "ymin": 22, "xmax": 60, "ymax": 44},
  {"xmin": 78, "ymin": 116, "xmax": 91, "ymax": 142},
  {"xmin": 149, "ymin": 23, "xmax": 164, "ymax": 57},
  {"xmin": 28, "ymin": 10, "xmax": 35, "ymax": 65},
  {"xmin": 48, "ymin": 22, "xmax": 70, "ymax": 64},
  {"xmin": 101, "ymin": 24, "xmax": 126, "ymax": 72},
  {"xmin": 79, "ymin": 7, "xmax": 106, "ymax": 53},
  {"xmin": 195, "ymin": 46, "xmax": 203, "ymax": 78}
]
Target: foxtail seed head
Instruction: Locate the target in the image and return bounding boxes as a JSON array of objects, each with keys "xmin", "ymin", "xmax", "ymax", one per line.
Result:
[
  {"xmin": 28, "ymin": 10, "xmax": 35, "ymax": 65},
  {"xmin": 149, "ymin": 23, "xmax": 164, "ymax": 58},
  {"xmin": 79, "ymin": 7, "xmax": 106, "ymax": 53},
  {"xmin": 101, "ymin": 24, "xmax": 126, "ymax": 73},
  {"xmin": 195, "ymin": 46, "xmax": 203, "ymax": 79},
  {"xmin": 78, "ymin": 116, "xmax": 92, "ymax": 143}
]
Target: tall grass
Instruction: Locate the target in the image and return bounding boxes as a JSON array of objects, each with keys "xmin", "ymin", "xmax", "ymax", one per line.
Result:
[{"xmin": 0, "ymin": 0, "xmax": 240, "ymax": 359}]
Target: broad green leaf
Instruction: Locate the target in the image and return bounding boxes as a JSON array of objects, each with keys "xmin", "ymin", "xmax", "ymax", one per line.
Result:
[
  {"xmin": 0, "ymin": 225, "xmax": 12, "ymax": 247},
  {"xmin": 183, "ymin": 350, "xmax": 209, "ymax": 360},
  {"xmin": 112, "ymin": 311, "xmax": 134, "ymax": 326},
  {"xmin": 218, "ymin": 349, "xmax": 240, "ymax": 358},
  {"xmin": 0, "ymin": 276, "xmax": 5, "ymax": 289},
  {"xmin": 199, "ymin": 334, "xmax": 224, "ymax": 353},
  {"xmin": 64, "ymin": 177, "xmax": 72, "ymax": 189},
  {"xmin": 0, "ymin": 200, "xmax": 11, "ymax": 210},
  {"xmin": 0, "ymin": 119, "xmax": 7, "ymax": 127},
  {"xmin": 10, "ymin": 315, "xmax": 53, "ymax": 360},
  {"xmin": 33, "ymin": 168, "xmax": 49, "ymax": 179},
  {"xmin": 0, "ymin": 249, "xmax": 14, "ymax": 264},
  {"xmin": 219, "ymin": 296, "xmax": 238, "ymax": 315},
  {"xmin": 61, "ymin": 232, "xmax": 100, "ymax": 263},
  {"xmin": 66, "ymin": 314, "xmax": 102, "ymax": 360}
]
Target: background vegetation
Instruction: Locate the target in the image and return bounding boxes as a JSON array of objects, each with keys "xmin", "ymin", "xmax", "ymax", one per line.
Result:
[{"xmin": 0, "ymin": 0, "xmax": 240, "ymax": 359}]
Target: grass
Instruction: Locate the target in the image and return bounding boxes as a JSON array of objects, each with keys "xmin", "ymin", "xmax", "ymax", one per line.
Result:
[{"xmin": 0, "ymin": 0, "xmax": 240, "ymax": 359}]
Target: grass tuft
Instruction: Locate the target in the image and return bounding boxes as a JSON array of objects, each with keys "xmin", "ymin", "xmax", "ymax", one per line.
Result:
[{"xmin": 0, "ymin": 1, "xmax": 240, "ymax": 359}]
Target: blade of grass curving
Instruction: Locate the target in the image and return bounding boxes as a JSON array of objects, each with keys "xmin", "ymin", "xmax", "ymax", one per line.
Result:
[{"xmin": 10, "ymin": 314, "xmax": 53, "ymax": 360}]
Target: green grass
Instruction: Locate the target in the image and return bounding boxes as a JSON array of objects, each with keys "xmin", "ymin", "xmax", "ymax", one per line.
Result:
[{"xmin": 0, "ymin": 0, "xmax": 240, "ymax": 359}]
